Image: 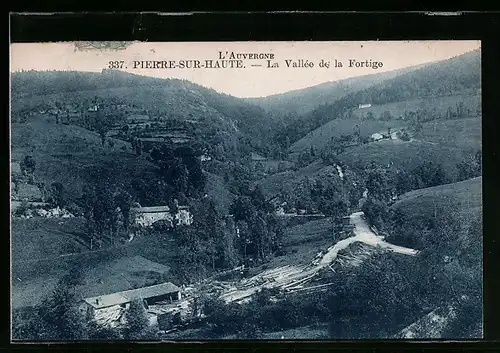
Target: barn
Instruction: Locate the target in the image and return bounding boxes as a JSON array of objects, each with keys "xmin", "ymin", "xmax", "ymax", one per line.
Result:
[{"xmin": 81, "ymin": 282, "xmax": 182, "ymax": 327}]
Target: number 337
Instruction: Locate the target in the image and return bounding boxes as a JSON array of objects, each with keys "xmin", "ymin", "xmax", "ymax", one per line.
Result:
[{"xmin": 108, "ymin": 61, "xmax": 125, "ymax": 69}]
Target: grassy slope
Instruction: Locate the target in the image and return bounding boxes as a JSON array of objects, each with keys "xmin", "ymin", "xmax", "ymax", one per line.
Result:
[
  {"xmin": 11, "ymin": 119, "xmax": 157, "ymax": 200},
  {"xmin": 417, "ymin": 118, "xmax": 481, "ymax": 152},
  {"xmin": 351, "ymin": 93, "xmax": 480, "ymax": 120},
  {"xmin": 290, "ymin": 94, "xmax": 480, "ymax": 155},
  {"xmin": 391, "ymin": 177, "xmax": 482, "ymax": 221},
  {"xmin": 290, "ymin": 119, "xmax": 405, "ymax": 154},
  {"xmin": 11, "ymin": 218, "xmax": 89, "ymax": 265},
  {"xmin": 336, "ymin": 117, "xmax": 481, "ymax": 178},
  {"xmin": 338, "ymin": 140, "xmax": 466, "ymax": 177}
]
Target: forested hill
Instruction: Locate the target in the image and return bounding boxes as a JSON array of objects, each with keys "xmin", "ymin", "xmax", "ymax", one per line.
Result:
[
  {"xmin": 245, "ymin": 63, "xmax": 427, "ymax": 116},
  {"xmin": 274, "ymin": 50, "xmax": 481, "ymax": 148},
  {"xmin": 10, "ymin": 69, "xmax": 278, "ymax": 154}
]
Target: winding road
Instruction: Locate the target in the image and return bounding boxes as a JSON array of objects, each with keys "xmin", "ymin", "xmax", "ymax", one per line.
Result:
[{"xmin": 218, "ymin": 211, "xmax": 418, "ymax": 303}]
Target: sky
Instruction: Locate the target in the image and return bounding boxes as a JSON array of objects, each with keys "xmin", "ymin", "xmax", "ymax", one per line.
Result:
[{"xmin": 10, "ymin": 41, "xmax": 480, "ymax": 98}]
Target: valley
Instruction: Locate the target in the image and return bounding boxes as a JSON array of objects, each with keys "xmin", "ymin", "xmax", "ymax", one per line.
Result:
[{"xmin": 10, "ymin": 48, "xmax": 482, "ymax": 340}]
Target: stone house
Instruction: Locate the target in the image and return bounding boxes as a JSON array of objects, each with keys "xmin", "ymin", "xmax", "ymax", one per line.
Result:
[{"xmin": 131, "ymin": 205, "xmax": 193, "ymax": 228}]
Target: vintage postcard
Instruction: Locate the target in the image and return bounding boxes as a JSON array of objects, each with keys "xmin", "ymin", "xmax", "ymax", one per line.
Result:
[{"xmin": 10, "ymin": 40, "xmax": 482, "ymax": 341}]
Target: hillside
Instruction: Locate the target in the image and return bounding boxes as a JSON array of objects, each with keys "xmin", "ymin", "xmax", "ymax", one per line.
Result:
[
  {"xmin": 245, "ymin": 64, "xmax": 427, "ymax": 116},
  {"xmin": 277, "ymin": 50, "xmax": 480, "ymax": 149},
  {"xmin": 11, "ymin": 120, "xmax": 157, "ymax": 201},
  {"xmin": 337, "ymin": 139, "xmax": 471, "ymax": 181},
  {"xmin": 11, "ymin": 69, "xmax": 277, "ymax": 154},
  {"xmin": 391, "ymin": 177, "xmax": 481, "ymax": 221},
  {"xmin": 290, "ymin": 95, "xmax": 480, "ymax": 155}
]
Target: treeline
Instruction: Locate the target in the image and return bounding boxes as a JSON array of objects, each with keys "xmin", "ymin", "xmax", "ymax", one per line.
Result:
[
  {"xmin": 11, "ymin": 69, "xmax": 171, "ymax": 98},
  {"xmin": 164, "ymin": 186, "xmax": 283, "ymax": 283}
]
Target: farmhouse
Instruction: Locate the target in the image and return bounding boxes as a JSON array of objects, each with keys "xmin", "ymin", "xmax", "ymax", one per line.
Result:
[
  {"xmin": 81, "ymin": 282, "xmax": 182, "ymax": 327},
  {"xmin": 131, "ymin": 205, "xmax": 193, "ymax": 228}
]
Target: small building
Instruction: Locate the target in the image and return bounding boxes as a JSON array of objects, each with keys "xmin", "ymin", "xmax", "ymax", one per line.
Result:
[
  {"xmin": 358, "ymin": 103, "xmax": 372, "ymax": 109},
  {"xmin": 200, "ymin": 154, "xmax": 212, "ymax": 162},
  {"xmin": 81, "ymin": 282, "xmax": 182, "ymax": 328},
  {"xmin": 371, "ymin": 133, "xmax": 384, "ymax": 141},
  {"xmin": 131, "ymin": 205, "xmax": 193, "ymax": 228}
]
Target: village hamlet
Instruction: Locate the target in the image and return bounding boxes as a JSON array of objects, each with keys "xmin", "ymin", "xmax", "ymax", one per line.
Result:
[{"xmin": 10, "ymin": 40, "xmax": 482, "ymax": 340}]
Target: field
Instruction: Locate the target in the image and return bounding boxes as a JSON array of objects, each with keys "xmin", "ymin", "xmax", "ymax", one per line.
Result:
[
  {"xmin": 338, "ymin": 139, "xmax": 472, "ymax": 180},
  {"xmin": 290, "ymin": 93, "xmax": 480, "ymax": 155},
  {"xmin": 418, "ymin": 118, "xmax": 481, "ymax": 152},
  {"xmin": 11, "ymin": 217, "xmax": 89, "ymax": 266},
  {"xmin": 391, "ymin": 177, "xmax": 482, "ymax": 220},
  {"xmin": 290, "ymin": 118, "xmax": 406, "ymax": 155},
  {"xmin": 283, "ymin": 217, "xmax": 334, "ymax": 247},
  {"xmin": 351, "ymin": 93, "xmax": 480, "ymax": 120},
  {"xmin": 11, "ymin": 119, "xmax": 157, "ymax": 201}
]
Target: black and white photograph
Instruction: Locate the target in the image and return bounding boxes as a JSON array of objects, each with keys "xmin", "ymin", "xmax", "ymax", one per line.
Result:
[{"xmin": 10, "ymin": 40, "xmax": 482, "ymax": 341}]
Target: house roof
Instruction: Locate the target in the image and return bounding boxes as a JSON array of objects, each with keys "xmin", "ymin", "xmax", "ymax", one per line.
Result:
[
  {"xmin": 84, "ymin": 282, "xmax": 181, "ymax": 309},
  {"xmin": 132, "ymin": 206, "xmax": 170, "ymax": 213},
  {"xmin": 131, "ymin": 205, "xmax": 189, "ymax": 214}
]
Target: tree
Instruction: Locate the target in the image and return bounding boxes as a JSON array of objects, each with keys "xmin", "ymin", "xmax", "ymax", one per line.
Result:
[
  {"xmin": 170, "ymin": 157, "xmax": 189, "ymax": 195},
  {"xmin": 21, "ymin": 155, "xmax": 36, "ymax": 176},
  {"xmin": 366, "ymin": 166, "xmax": 391, "ymax": 202},
  {"xmin": 230, "ymin": 196, "xmax": 256, "ymax": 223},
  {"xmin": 456, "ymin": 153, "xmax": 481, "ymax": 181},
  {"xmin": 51, "ymin": 182, "xmax": 65, "ymax": 208},
  {"xmin": 34, "ymin": 278, "xmax": 88, "ymax": 340},
  {"xmin": 380, "ymin": 110, "xmax": 393, "ymax": 121},
  {"xmin": 122, "ymin": 299, "xmax": 151, "ymax": 340},
  {"xmin": 414, "ymin": 161, "xmax": 448, "ymax": 188}
]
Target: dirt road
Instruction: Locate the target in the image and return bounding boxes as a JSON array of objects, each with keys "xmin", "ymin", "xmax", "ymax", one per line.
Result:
[{"xmin": 218, "ymin": 211, "xmax": 418, "ymax": 303}]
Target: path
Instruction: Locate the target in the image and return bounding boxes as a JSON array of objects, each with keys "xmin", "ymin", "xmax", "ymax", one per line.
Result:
[{"xmin": 218, "ymin": 211, "xmax": 418, "ymax": 303}]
